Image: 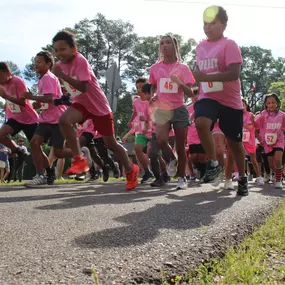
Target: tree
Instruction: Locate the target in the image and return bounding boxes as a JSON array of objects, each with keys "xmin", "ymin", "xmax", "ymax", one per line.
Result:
[
  {"xmin": 269, "ymin": 79, "xmax": 285, "ymax": 110},
  {"xmin": 6, "ymin": 61, "xmax": 21, "ymax": 76},
  {"xmin": 240, "ymin": 46, "xmax": 285, "ymax": 111}
]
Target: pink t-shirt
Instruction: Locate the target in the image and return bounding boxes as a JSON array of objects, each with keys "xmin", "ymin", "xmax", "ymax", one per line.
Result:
[
  {"xmin": 242, "ymin": 111, "xmax": 256, "ymax": 154},
  {"xmin": 196, "ymin": 37, "xmax": 243, "ymax": 110},
  {"xmin": 57, "ymin": 52, "xmax": 111, "ymax": 116},
  {"xmin": 149, "ymin": 61, "xmax": 195, "ymax": 110},
  {"xmin": 77, "ymin": 119, "xmax": 97, "ymax": 138},
  {"xmin": 187, "ymin": 104, "xmax": 200, "ymax": 145},
  {"xmin": 2, "ymin": 76, "xmax": 38, "ymax": 124},
  {"xmin": 38, "ymin": 71, "xmax": 66, "ymax": 124},
  {"xmin": 133, "ymin": 98, "xmax": 152, "ymax": 138},
  {"xmin": 255, "ymin": 110, "xmax": 285, "ymax": 153}
]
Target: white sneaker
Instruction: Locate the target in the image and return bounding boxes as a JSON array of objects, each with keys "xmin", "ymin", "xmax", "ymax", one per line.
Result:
[
  {"xmin": 248, "ymin": 174, "xmax": 253, "ymax": 182},
  {"xmin": 81, "ymin": 146, "xmax": 92, "ymax": 168},
  {"xmin": 25, "ymin": 174, "xmax": 47, "ymax": 188},
  {"xmin": 264, "ymin": 173, "xmax": 270, "ymax": 183},
  {"xmin": 168, "ymin": 159, "xmax": 178, "ymax": 177},
  {"xmin": 275, "ymin": 181, "xmax": 283, "ymax": 189},
  {"xmin": 256, "ymin": 177, "xmax": 264, "ymax": 186},
  {"xmin": 176, "ymin": 177, "xmax": 187, "ymax": 190},
  {"xmin": 224, "ymin": 179, "xmax": 234, "ymax": 190},
  {"xmin": 232, "ymin": 172, "xmax": 239, "ymax": 181}
]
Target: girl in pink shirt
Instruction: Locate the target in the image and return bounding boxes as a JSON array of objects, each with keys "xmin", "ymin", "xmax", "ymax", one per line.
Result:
[
  {"xmin": 51, "ymin": 30, "xmax": 138, "ymax": 191},
  {"xmin": 0, "ymin": 62, "xmax": 38, "ymax": 157},
  {"xmin": 255, "ymin": 94, "xmax": 285, "ymax": 188},
  {"xmin": 193, "ymin": 5, "xmax": 248, "ymax": 196},
  {"xmin": 242, "ymin": 99, "xmax": 263, "ymax": 185},
  {"xmin": 23, "ymin": 51, "xmax": 67, "ymax": 187},
  {"xmin": 149, "ymin": 35, "xmax": 196, "ymax": 190}
]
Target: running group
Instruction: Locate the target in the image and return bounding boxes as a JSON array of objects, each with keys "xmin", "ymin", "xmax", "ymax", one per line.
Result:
[{"xmin": 0, "ymin": 5, "xmax": 284, "ymax": 196}]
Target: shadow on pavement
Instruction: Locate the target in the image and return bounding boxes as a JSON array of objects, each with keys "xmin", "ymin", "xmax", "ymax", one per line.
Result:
[{"xmin": 73, "ymin": 189, "xmax": 242, "ymax": 247}]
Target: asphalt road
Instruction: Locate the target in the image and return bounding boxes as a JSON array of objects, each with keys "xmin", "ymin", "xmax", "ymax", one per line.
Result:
[{"xmin": 0, "ymin": 180, "xmax": 283, "ymax": 285}]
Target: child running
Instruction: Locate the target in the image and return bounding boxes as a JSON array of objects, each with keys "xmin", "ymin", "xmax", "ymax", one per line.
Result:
[
  {"xmin": 242, "ymin": 98, "xmax": 264, "ymax": 186},
  {"xmin": 128, "ymin": 78, "xmax": 153, "ymax": 183},
  {"xmin": 51, "ymin": 30, "xmax": 139, "ymax": 190},
  {"xmin": 149, "ymin": 34, "xmax": 195, "ymax": 190},
  {"xmin": 23, "ymin": 51, "xmax": 66, "ymax": 187},
  {"xmin": 255, "ymin": 94, "xmax": 285, "ymax": 189},
  {"xmin": 194, "ymin": 5, "xmax": 248, "ymax": 196},
  {"xmin": 0, "ymin": 62, "xmax": 39, "ymax": 157}
]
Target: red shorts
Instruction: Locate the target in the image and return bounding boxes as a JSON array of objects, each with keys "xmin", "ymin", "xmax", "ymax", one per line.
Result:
[{"xmin": 72, "ymin": 103, "xmax": 114, "ymax": 136}]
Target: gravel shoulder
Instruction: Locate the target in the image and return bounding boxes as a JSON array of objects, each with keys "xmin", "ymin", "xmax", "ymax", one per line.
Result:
[{"xmin": 0, "ymin": 181, "xmax": 283, "ymax": 285}]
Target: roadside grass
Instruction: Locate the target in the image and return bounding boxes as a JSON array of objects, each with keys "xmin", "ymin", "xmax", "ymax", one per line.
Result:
[
  {"xmin": 0, "ymin": 177, "xmax": 126, "ymax": 187},
  {"xmin": 162, "ymin": 200, "xmax": 285, "ymax": 285}
]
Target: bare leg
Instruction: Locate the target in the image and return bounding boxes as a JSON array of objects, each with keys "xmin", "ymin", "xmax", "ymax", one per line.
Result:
[
  {"xmin": 227, "ymin": 140, "xmax": 245, "ymax": 177},
  {"xmin": 58, "ymin": 107, "xmax": 84, "ymax": 157},
  {"xmin": 195, "ymin": 117, "xmax": 216, "ymax": 160},
  {"xmin": 174, "ymin": 127, "xmax": 188, "ymax": 177}
]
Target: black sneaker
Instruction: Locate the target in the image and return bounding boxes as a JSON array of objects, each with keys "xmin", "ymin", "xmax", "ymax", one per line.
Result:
[
  {"xmin": 150, "ymin": 176, "xmax": 165, "ymax": 187},
  {"xmin": 46, "ymin": 167, "xmax": 56, "ymax": 185},
  {"xmin": 237, "ymin": 176, "xmax": 249, "ymax": 196},
  {"xmin": 102, "ymin": 165, "xmax": 110, "ymax": 182},
  {"xmin": 141, "ymin": 171, "xmax": 154, "ymax": 184},
  {"xmin": 202, "ymin": 160, "xmax": 223, "ymax": 185}
]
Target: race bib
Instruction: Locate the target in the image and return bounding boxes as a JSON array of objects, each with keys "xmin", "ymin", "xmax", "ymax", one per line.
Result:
[
  {"xmin": 7, "ymin": 101, "xmax": 21, "ymax": 113},
  {"xmin": 265, "ymin": 133, "xmax": 277, "ymax": 145},
  {"xmin": 63, "ymin": 76, "xmax": 82, "ymax": 97},
  {"xmin": 41, "ymin": 103, "xmax": 49, "ymax": 110},
  {"xmin": 160, "ymin": 78, "xmax": 178, "ymax": 94},
  {"xmin": 201, "ymin": 72, "xmax": 223, "ymax": 93},
  {"xmin": 242, "ymin": 131, "xmax": 250, "ymax": 143},
  {"xmin": 201, "ymin": 81, "xmax": 223, "ymax": 93}
]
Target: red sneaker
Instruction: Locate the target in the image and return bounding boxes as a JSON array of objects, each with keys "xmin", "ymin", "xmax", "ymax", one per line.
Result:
[
  {"xmin": 126, "ymin": 164, "xmax": 139, "ymax": 191},
  {"xmin": 66, "ymin": 157, "xmax": 89, "ymax": 175}
]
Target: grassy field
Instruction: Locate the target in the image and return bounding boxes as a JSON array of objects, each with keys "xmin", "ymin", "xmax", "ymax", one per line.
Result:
[{"xmin": 162, "ymin": 200, "xmax": 285, "ymax": 285}]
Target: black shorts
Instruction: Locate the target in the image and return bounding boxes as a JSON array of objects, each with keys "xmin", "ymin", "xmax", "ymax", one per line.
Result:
[
  {"xmin": 195, "ymin": 98, "xmax": 243, "ymax": 142},
  {"xmin": 81, "ymin": 132, "xmax": 95, "ymax": 147},
  {"xmin": 256, "ymin": 145, "xmax": 264, "ymax": 163},
  {"xmin": 6, "ymin": 119, "xmax": 37, "ymax": 141},
  {"xmin": 189, "ymin": 144, "xmax": 205, "ymax": 154},
  {"xmin": 34, "ymin": 123, "xmax": 64, "ymax": 149},
  {"xmin": 267, "ymin": 148, "xmax": 284, "ymax": 156}
]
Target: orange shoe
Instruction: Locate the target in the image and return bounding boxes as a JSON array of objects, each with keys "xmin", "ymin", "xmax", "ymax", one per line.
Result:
[
  {"xmin": 126, "ymin": 164, "xmax": 139, "ymax": 191},
  {"xmin": 66, "ymin": 157, "xmax": 89, "ymax": 175}
]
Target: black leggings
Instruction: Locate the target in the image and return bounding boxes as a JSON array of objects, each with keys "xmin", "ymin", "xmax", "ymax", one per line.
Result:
[{"xmin": 93, "ymin": 138, "xmax": 116, "ymax": 170}]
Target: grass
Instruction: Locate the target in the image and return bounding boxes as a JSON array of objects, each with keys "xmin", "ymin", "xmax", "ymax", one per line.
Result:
[
  {"xmin": 0, "ymin": 177, "xmax": 126, "ymax": 186},
  {"xmin": 163, "ymin": 200, "xmax": 285, "ymax": 285}
]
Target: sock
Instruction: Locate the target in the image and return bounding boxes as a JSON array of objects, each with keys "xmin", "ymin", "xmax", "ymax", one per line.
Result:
[
  {"xmin": 275, "ymin": 167, "xmax": 283, "ymax": 182},
  {"xmin": 211, "ymin": 160, "xmax": 219, "ymax": 167},
  {"xmin": 74, "ymin": 154, "xmax": 82, "ymax": 161}
]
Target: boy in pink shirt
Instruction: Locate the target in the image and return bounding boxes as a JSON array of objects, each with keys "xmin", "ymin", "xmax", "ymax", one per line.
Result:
[
  {"xmin": 0, "ymin": 62, "xmax": 38, "ymax": 157},
  {"xmin": 23, "ymin": 51, "xmax": 66, "ymax": 187},
  {"xmin": 193, "ymin": 5, "xmax": 248, "ymax": 196},
  {"xmin": 128, "ymin": 78, "xmax": 153, "ymax": 184},
  {"xmin": 51, "ymin": 30, "xmax": 138, "ymax": 190}
]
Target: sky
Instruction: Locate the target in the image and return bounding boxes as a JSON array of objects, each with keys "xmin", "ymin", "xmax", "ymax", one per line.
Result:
[{"xmin": 1, "ymin": 0, "xmax": 285, "ymax": 70}]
